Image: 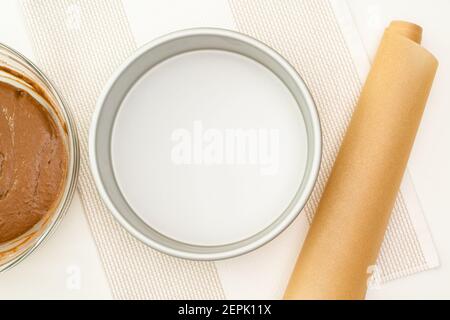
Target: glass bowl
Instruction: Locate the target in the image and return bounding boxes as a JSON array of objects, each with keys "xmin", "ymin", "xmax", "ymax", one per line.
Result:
[{"xmin": 0, "ymin": 43, "xmax": 79, "ymax": 272}]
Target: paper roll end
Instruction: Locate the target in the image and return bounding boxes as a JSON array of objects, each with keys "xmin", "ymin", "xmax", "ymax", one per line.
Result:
[{"xmin": 388, "ymin": 21, "xmax": 423, "ymax": 44}]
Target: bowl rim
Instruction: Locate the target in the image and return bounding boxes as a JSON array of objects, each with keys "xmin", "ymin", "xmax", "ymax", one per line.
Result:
[{"xmin": 89, "ymin": 28, "xmax": 322, "ymax": 261}]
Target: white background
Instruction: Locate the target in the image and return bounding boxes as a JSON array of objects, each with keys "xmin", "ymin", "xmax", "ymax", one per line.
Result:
[{"xmin": 0, "ymin": 0, "xmax": 449, "ymax": 299}]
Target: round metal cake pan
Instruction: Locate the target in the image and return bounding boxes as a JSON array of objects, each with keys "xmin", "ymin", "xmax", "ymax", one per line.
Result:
[{"xmin": 89, "ymin": 28, "xmax": 322, "ymax": 260}]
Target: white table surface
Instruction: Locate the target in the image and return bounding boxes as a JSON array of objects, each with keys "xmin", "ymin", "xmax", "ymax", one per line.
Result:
[{"xmin": 0, "ymin": 0, "xmax": 449, "ymax": 300}]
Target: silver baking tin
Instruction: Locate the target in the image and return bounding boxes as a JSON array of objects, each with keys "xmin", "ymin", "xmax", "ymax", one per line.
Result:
[{"xmin": 89, "ymin": 28, "xmax": 322, "ymax": 261}]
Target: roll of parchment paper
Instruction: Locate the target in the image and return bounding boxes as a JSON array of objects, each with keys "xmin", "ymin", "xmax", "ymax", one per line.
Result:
[{"xmin": 284, "ymin": 21, "xmax": 438, "ymax": 300}]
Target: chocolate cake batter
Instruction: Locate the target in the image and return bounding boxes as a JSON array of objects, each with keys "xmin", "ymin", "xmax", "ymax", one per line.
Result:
[{"xmin": 0, "ymin": 81, "xmax": 67, "ymax": 244}]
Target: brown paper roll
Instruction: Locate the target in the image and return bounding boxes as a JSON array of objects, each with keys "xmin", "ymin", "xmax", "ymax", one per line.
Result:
[{"xmin": 284, "ymin": 21, "xmax": 438, "ymax": 300}]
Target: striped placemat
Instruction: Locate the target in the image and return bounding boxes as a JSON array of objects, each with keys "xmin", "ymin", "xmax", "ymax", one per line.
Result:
[{"xmin": 21, "ymin": 0, "xmax": 438, "ymax": 298}]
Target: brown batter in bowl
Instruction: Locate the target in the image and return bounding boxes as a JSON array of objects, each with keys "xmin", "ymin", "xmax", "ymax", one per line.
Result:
[
  {"xmin": 0, "ymin": 82, "xmax": 68, "ymax": 244},
  {"xmin": 0, "ymin": 43, "xmax": 79, "ymax": 272}
]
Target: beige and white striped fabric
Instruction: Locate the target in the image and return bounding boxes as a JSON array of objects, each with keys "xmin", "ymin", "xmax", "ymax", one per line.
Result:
[{"xmin": 21, "ymin": 0, "xmax": 437, "ymax": 298}]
